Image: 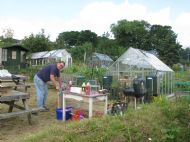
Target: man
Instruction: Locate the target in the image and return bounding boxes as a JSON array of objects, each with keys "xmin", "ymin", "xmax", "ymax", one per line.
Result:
[{"xmin": 34, "ymin": 61, "xmax": 65, "ymax": 110}]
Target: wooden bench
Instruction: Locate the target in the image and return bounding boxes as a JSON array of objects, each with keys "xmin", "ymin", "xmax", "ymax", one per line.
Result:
[
  {"xmin": 0, "ymin": 90, "xmax": 43, "ymax": 124},
  {"xmin": 0, "ymin": 108, "xmax": 44, "ymax": 120}
]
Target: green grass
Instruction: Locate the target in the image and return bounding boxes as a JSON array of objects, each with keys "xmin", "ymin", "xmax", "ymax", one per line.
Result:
[{"xmin": 16, "ymin": 96, "xmax": 190, "ymax": 142}]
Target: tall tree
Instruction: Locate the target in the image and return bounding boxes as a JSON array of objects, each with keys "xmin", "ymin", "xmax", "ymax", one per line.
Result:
[
  {"xmin": 78, "ymin": 30, "xmax": 98, "ymax": 47},
  {"xmin": 110, "ymin": 20, "xmax": 182, "ymax": 66},
  {"xmin": 70, "ymin": 42, "xmax": 93, "ymax": 62},
  {"xmin": 179, "ymin": 47, "xmax": 190, "ymax": 64},
  {"xmin": 149, "ymin": 25, "xmax": 182, "ymax": 66},
  {"xmin": 111, "ymin": 20, "xmax": 150, "ymax": 49},
  {"xmin": 56, "ymin": 30, "xmax": 98, "ymax": 49},
  {"xmin": 22, "ymin": 29, "xmax": 53, "ymax": 53},
  {"xmin": 56, "ymin": 31, "xmax": 80, "ymax": 49},
  {"xmin": 0, "ymin": 28, "xmax": 18, "ymax": 46},
  {"xmin": 96, "ymin": 36, "xmax": 125, "ymax": 60}
]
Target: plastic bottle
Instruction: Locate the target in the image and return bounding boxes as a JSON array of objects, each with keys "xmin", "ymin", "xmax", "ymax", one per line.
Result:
[
  {"xmin": 85, "ymin": 82, "xmax": 91, "ymax": 95},
  {"xmin": 68, "ymin": 80, "xmax": 72, "ymax": 92},
  {"xmin": 82, "ymin": 82, "xmax": 86, "ymax": 92}
]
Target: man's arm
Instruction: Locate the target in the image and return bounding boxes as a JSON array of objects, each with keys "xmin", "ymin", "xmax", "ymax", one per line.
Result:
[
  {"xmin": 50, "ymin": 74, "xmax": 58, "ymax": 90},
  {"xmin": 58, "ymin": 76, "xmax": 62, "ymax": 89}
]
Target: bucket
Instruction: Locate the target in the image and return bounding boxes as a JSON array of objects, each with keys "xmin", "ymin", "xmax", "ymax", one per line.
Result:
[{"xmin": 56, "ymin": 107, "xmax": 73, "ymax": 120}]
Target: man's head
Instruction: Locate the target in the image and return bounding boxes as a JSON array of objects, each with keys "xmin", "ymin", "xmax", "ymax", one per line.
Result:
[{"xmin": 57, "ymin": 61, "xmax": 65, "ymax": 70}]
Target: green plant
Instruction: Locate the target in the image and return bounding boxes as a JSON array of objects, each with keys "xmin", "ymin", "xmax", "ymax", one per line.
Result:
[
  {"xmin": 20, "ymin": 65, "xmax": 42, "ymax": 81},
  {"xmin": 161, "ymin": 123, "xmax": 179, "ymax": 142}
]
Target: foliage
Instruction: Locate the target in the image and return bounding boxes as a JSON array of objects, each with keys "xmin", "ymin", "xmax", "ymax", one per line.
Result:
[
  {"xmin": 22, "ymin": 29, "xmax": 54, "ymax": 53},
  {"xmin": 179, "ymin": 47, "xmax": 190, "ymax": 65},
  {"xmin": 56, "ymin": 30, "xmax": 98, "ymax": 49},
  {"xmin": 96, "ymin": 36, "xmax": 125, "ymax": 60},
  {"xmin": 20, "ymin": 65, "xmax": 42, "ymax": 80},
  {"xmin": 0, "ymin": 38, "xmax": 17, "ymax": 47},
  {"xmin": 0, "ymin": 20, "xmax": 184, "ymax": 67},
  {"xmin": 174, "ymin": 70, "xmax": 190, "ymax": 92},
  {"xmin": 111, "ymin": 20, "xmax": 151, "ymax": 49},
  {"xmin": 110, "ymin": 20, "xmax": 182, "ymax": 66},
  {"xmin": 172, "ymin": 64, "xmax": 183, "ymax": 72},
  {"xmin": 56, "ymin": 31, "xmax": 80, "ymax": 48},
  {"xmin": 149, "ymin": 25, "xmax": 181, "ymax": 66},
  {"xmin": 63, "ymin": 63, "xmax": 107, "ymax": 84},
  {"xmin": 17, "ymin": 97, "xmax": 190, "ymax": 142},
  {"xmin": 2, "ymin": 28, "xmax": 14, "ymax": 39},
  {"xmin": 69, "ymin": 42, "xmax": 93, "ymax": 63}
]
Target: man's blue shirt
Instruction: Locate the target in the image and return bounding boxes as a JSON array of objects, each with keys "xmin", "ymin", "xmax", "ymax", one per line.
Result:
[{"xmin": 37, "ymin": 64, "xmax": 60, "ymax": 82}]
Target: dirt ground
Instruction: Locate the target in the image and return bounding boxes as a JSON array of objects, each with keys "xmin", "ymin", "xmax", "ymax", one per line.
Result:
[{"xmin": 0, "ymin": 84, "xmax": 106, "ymax": 142}]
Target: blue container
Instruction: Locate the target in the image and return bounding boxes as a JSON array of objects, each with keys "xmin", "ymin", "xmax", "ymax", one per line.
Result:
[{"xmin": 56, "ymin": 107, "xmax": 73, "ymax": 120}]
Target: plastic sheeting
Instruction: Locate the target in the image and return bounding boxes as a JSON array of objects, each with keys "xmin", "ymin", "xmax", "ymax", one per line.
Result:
[
  {"xmin": 118, "ymin": 47, "xmax": 173, "ymax": 72},
  {"xmin": 0, "ymin": 69, "xmax": 12, "ymax": 78}
]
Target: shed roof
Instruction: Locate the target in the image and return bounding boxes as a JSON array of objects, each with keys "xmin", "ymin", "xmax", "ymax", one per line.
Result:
[
  {"xmin": 2, "ymin": 44, "xmax": 29, "ymax": 51},
  {"xmin": 118, "ymin": 47, "xmax": 173, "ymax": 72}
]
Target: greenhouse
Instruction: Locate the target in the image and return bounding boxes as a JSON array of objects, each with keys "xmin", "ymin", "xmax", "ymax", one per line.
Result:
[
  {"xmin": 88, "ymin": 52, "xmax": 113, "ymax": 68},
  {"xmin": 107, "ymin": 47, "xmax": 174, "ymax": 96}
]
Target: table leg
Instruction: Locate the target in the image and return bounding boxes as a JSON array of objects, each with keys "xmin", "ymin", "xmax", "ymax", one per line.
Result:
[
  {"xmin": 8, "ymin": 101, "xmax": 15, "ymax": 113},
  {"xmin": 22, "ymin": 99, "xmax": 32, "ymax": 124},
  {"xmin": 104, "ymin": 95, "xmax": 108, "ymax": 115},
  {"xmin": 134, "ymin": 97, "xmax": 136, "ymax": 110},
  {"xmin": 89, "ymin": 98, "xmax": 93, "ymax": 118},
  {"xmin": 62, "ymin": 92, "xmax": 66, "ymax": 121}
]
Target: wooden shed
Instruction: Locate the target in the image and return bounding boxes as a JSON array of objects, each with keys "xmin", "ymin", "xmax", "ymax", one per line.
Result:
[{"xmin": 0, "ymin": 44, "xmax": 28, "ymax": 71}]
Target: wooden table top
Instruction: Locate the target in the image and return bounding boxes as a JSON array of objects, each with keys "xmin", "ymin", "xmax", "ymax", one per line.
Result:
[{"xmin": 0, "ymin": 90, "xmax": 30, "ymax": 102}]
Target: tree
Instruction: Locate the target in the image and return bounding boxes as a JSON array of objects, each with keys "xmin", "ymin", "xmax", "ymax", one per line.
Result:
[
  {"xmin": 111, "ymin": 20, "xmax": 150, "ymax": 49},
  {"xmin": 110, "ymin": 20, "xmax": 182, "ymax": 66},
  {"xmin": 3, "ymin": 28, "xmax": 14, "ymax": 39},
  {"xmin": 179, "ymin": 47, "xmax": 190, "ymax": 65},
  {"xmin": 56, "ymin": 30, "xmax": 98, "ymax": 49},
  {"xmin": 56, "ymin": 31, "xmax": 80, "ymax": 49},
  {"xmin": 96, "ymin": 36, "xmax": 125, "ymax": 60},
  {"xmin": 0, "ymin": 28, "xmax": 18, "ymax": 46},
  {"xmin": 22, "ymin": 29, "xmax": 53, "ymax": 53},
  {"xmin": 69, "ymin": 42, "xmax": 93, "ymax": 63},
  {"xmin": 149, "ymin": 25, "xmax": 182, "ymax": 66},
  {"xmin": 78, "ymin": 30, "xmax": 98, "ymax": 47}
]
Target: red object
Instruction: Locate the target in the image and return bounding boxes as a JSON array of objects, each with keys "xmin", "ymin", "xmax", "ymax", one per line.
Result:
[
  {"xmin": 85, "ymin": 83, "xmax": 91, "ymax": 95},
  {"xmin": 72, "ymin": 110, "xmax": 84, "ymax": 120}
]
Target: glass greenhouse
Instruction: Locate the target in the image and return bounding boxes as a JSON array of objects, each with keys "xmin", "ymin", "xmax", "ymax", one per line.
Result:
[
  {"xmin": 88, "ymin": 52, "xmax": 113, "ymax": 68},
  {"xmin": 107, "ymin": 47, "xmax": 174, "ymax": 96}
]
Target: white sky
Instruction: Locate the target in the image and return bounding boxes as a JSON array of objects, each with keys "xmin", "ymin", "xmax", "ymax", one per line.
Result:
[{"xmin": 0, "ymin": 0, "xmax": 190, "ymax": 48}]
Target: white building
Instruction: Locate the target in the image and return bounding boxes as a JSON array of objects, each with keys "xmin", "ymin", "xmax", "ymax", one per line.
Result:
[{"xmin": 29, "ymin": 49, "xmax": 72, "ymax": 67}]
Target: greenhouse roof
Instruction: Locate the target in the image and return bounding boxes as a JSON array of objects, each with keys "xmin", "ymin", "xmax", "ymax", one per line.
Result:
[
  {"xmin": 92, "ymin": 52, "xmax": 113, "ymax": 61},
  {"xmin": 30, "ymin": 49, "xmax": 70, "ymax": 59},
  {"xmin": 118, "ymin": 47, "xmax": 173, "ymax": 72},
  {"xmin": 31, "ymin": 51, "xmax": 48, "ymax": 59}
]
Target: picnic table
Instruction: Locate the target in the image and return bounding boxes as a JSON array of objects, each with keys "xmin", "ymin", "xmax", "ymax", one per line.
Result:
[
  {"xmin": 0, "ymin": 74, "xmax": 30, "ymax": 92},
  {"xmin": 0, "ymin": 90, "xmax": 44, "ymax": 124}
]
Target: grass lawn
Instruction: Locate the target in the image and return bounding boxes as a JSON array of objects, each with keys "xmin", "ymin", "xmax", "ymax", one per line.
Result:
[{"xmin": 0, "ymin": 84, "xmax": 189, "ymax": 142}]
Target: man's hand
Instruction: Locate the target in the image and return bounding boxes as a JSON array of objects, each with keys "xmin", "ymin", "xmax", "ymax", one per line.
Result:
[{"xmin": 56, "ymin": 85, "xmax": 60, "ymax": 91}]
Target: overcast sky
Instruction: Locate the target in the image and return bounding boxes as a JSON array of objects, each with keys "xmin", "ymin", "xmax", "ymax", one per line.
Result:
[{"xmin": 0, "ymin": 0, "xmax": 190, "ymax": 48}]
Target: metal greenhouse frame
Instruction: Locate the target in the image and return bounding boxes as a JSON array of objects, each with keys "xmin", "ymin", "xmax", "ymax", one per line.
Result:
[{"xmin": 107, "ymin": 47, "xmax": 174, "ymax": 96}]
